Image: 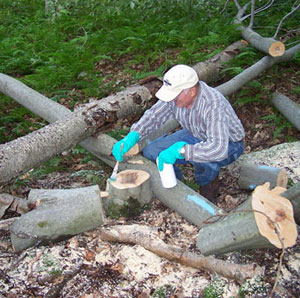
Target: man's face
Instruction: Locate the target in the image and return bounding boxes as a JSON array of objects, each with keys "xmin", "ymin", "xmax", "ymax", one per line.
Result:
[{"xmin": 174, "ymin": 87, "xmax": 196, "ymax": 109}]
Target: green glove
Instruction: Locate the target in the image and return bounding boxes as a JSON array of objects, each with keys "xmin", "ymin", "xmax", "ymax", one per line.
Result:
[
  {"xmin": 112, "ymin": 131, "xmax": 140, "ymax": 161},
  {"xmin": 158, "ymin": 141, "xmax": 187, "ymax": 171}
]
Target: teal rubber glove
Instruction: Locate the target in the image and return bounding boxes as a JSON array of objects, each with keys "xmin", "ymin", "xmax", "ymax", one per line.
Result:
[
  {"xmin": 112, "ymin": 131, "xmax": 140, "ymax": 161},
  {"xmin": 158, "ymin": 141, "xmax": 187, "ymax": 171}
]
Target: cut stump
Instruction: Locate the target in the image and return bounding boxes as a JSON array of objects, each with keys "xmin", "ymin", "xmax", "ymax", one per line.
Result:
[
  {"xmin": 197, "ymin": 183, "xmax": 297, "ymax": 255},
  {"xmin": 10, "ymin": 185, "xmax": 105, "ymax": 251},
  {"xmin": 238, "ymin": 163, "xmax": 288, "ymax": 190},
  {"xmin": 103, "ymin": 169, "xmax": 153, "ymax": 218}
]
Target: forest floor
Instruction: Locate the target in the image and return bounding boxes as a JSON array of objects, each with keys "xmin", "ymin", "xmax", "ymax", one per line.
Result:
[{"xmin": 0, "ymin": 57, "xmax": 300, "ymax": 297}]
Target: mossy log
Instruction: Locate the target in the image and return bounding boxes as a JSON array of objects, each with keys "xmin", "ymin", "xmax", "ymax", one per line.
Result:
[
  {"xmin": 197, "ymin": 183, "xmax": 297, "ymax": 256},
  {"xmin": 10, "ymin": 185, "xmax": 105, "ymax": 251},
  {"xmin": 103, "ymin": 169, "xmax": 153, "ymax": 218},
  {"xmin": 238, "ymin": 163, "xmax": 288, "ymax": 190},
  {"xmin": 271, "ymin": 92, "xmax": 300, "ymax": 132}
]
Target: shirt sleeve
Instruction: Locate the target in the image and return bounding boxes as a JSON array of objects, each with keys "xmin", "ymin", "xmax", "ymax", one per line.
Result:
[
  {"xmin": 130, "ymin": 100, "xmax": 173, "ymax": 140},
  {"xmin": 184, "ymin": 105, "xmax": 230, "ymax": 163}
]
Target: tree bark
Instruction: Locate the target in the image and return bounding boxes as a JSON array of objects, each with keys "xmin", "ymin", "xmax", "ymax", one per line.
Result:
[
  {"xmin": 216, "ymin": 43, "xmax": 300, "ymax": 96},
  {"xmin": 281, "ymin": 182, "xmax": 300, "ymax": 224},
  {"xmin": 196, "ymin": 183, "xmax": 298, "ymax": 256},
  {"xmin": 271, "ymin": 92, "xmax": 300, "ymax": 132},
  {"xmin": 104, "ymin": 169, "xmax": 153, "ymax": 218},
  {"xmin": 192, "ymin": 40, "xmax": 248, "ymax": 82},
  {"xmin": 238, "ymin": 163, "xmax": 288, "ymax": 190},
  {"xmin": 97, "ymin": 224, "xmax": 264, "ymax": 284},
  {"xmin": 239, "ymin": 27, "xmax": 285, "ymax": 57},
  {"xmin": 0, "ymin": 83, "xmax": 154, "ymax": 184},
  {"xmin": 10, "ymin": 185, "xmax": 105, "ymax": 251}
]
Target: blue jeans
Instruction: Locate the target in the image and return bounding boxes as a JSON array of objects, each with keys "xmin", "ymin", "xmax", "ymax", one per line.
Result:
[{"xmin": 143, "ymin": 129, "xmax": 244, "ymax": 186}]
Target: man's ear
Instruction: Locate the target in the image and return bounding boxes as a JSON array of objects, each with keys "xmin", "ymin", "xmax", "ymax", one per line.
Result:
[{"xmin": 190, "ymin": 86, "xmax": 197, "ymax": 96}]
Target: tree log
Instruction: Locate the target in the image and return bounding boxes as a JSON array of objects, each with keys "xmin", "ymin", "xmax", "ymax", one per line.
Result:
[
  {"xmin": 0, "ymin": 81, "xmax": 154, "ymax": 184},
  {"xmin": 97, "ymin": 224, "xmax": 264, "ymax": 284},
  {"xmin": 217, "ymin": 43, "xmax": 300, "ymax": 96},
  {"xmin": 238, "ymin": 163, "xmax": 288, "ymax": 190},
  {"xmin": 281, "ymin": 182, "xmax": 300, "ymax": 224},
  {"xmin": 271, "ymin": 92, "xmax": 300, "ymax": 132},
  {"xmin": 197, "ymin": 183, "xmax": 297, "ymax": 256},
  {"xmin": 192, "ymin": 40, "xmax": 248, "ymax": 82},
  {"xmin": 104, "ymin": 169, "xmax": 153, "ymax": 218},
  {"xmin": 239, "ymin": 26, "xmax": 285, "ymax": 57},
  {"xmin": 10, "ymin": 185, "xmax": 105, "ymax": 251}
]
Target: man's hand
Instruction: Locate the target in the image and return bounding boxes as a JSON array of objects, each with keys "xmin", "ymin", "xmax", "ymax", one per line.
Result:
[
  {"xmin": 112, "ymin": 131, "xmax": 140, "ymax": 161},
  {"xmin": 158, "ymin": 141, "xmax": 187, "ymax": 171}
]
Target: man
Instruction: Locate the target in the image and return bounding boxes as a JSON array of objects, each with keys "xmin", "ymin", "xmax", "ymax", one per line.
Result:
[{"xmin": 112, "ymin": 64, "xmax": 245, "ymax": 202}]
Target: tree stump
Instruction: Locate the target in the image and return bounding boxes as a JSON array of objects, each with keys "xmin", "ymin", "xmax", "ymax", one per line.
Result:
[
  {"xmin": 238, "ymin": 163, "xmax": 288, "ymax": 190},
  {"xmin": 10, "ymin": 185, "xmax": 105, "ymax": 251},
  {"xmin": 197, "ymin": 183, "xmax": 297, "ymax": 256},
  {"xmin": 103, "ymin": 169, "xmax": 153, "ymax": 218}
]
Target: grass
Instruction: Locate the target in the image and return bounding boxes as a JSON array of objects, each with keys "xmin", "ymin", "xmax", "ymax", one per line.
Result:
[{"xmin": 0, "ymin": 0, "xmax": 299, "ymax": 177}]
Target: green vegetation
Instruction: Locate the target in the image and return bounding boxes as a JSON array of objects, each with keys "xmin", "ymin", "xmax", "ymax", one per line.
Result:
[
  {"xmin": 202, "ymin": 278, "xmax": 226, "ymax": 298},
  {"xmin": 0, "ymin": 0, "xmax": 299, "ymax": 178}
]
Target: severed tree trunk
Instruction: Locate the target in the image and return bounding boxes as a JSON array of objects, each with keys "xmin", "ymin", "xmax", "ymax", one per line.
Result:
[
  {"xmin": 104, "ymin": 169, "xmax": 153, "ymax": 218},
  {"xmin": 240, "ymin": 27, "xmax": 285, "ymax": 57},
  {"xmin": 10, "ymin": 185, "xmax": 105, "ymax": 251},
  {"xmin": 98, "ymin": 224, "xmax": 264, "ymax": 284},
  {"xmin": 197, "ymin": 183, "xmax": 298, "ymax": 256},
  {"xmin": 217, "ymin": 43, "xmax": 300, "ymax": 96},
  {"xmin": 238, "ymin": 163, "xmax": 288, "ymax": 190},
  {"xmin": 271, "ymin": 92, "xmax": 300, "ymax": 132},
  {"xmin": 233, "ymin": 4, "xmax": 285, "ymax": 57}
]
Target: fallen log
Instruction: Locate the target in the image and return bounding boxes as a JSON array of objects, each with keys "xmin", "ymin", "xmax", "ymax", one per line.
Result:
[
  {"xmin": 197, "ymin": 183, "xmax": 298, "ymax": 256},
  {"xmin": 233, "ymin": 2, "xmax": 285, "ymax": 57},
  {"xmin": 10, "ymin": 185, "xmax": 105, "ymax": 251},
  {"xmin": 238, "ymin": 163, "xmax": 288, "ymax": 190},
  {"xmin": 217, "ymin": 43, "xmax": 300, "ymax": 96},
  {"xmin": 271, "ymin": 92, "xmax": 300, "ymax": 132},
  {"xmin": 0, "ymin": 83, "xmax": 154, "ymax": 185},
  {"xmin": 192, "ymin": 40, "xmax": 248, "ymax": 82},
  {"xmin": 239, "ymin": 27, "xmax": 285, "ymax": 57},
  {"xmin": 97, "ymin": 224, "xmax": 264, "ymax": 284}
]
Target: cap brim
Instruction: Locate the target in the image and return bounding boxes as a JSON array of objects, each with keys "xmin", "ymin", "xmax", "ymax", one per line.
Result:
[{"xmin": 155, "ymin": 86, "xmax": 181, "ymax": 102}]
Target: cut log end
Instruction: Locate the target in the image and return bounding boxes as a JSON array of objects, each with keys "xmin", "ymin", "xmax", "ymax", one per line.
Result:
[
  {"xmin": 110, "ymin": 169, "xmax": 150, "ymax": 189},
  {"xmin": 269, "ymin": 41, "xmax": 285, "ymax": 57},
  {"xmin": 252, "ymin": 183, "xmax": 297, "ymax": 249}
]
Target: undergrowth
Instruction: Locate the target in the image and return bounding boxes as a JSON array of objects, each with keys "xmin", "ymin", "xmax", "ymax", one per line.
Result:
[{"xmin": 0, "ymin": 0, "xmax": 299, "ymax": 152}]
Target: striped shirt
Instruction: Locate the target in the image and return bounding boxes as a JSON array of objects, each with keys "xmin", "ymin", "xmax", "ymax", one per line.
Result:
[{"xmin": 131, "ymin": 81, "xmax": 245, "ymax": 163}]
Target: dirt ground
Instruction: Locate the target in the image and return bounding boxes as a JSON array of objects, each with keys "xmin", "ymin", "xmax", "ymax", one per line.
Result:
[{"xmin": 0, "ymin": 60, "xmax": 300, "ymax": 297}]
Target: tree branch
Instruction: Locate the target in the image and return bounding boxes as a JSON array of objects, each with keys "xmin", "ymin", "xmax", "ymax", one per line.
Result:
[
  {"xmin": 273, "ymin": 4, "xmax": 300, "ymax": 38},
  {"xmin": 249, "ymin": 0, "xmax": 256, "ymax": 28},
  {"xmin": 97, "ymin": 224, "xmax": 264, "ymax": 284}
]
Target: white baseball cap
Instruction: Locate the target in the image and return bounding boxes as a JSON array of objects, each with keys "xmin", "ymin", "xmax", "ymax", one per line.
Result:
[{"xmin": 155, "ymin": 64, "xmax": 199, "ymax": 102}]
